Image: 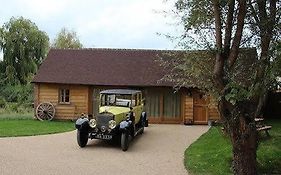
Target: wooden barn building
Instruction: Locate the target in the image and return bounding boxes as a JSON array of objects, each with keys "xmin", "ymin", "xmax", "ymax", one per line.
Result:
[{"xmin": 32, "ymin": 48, "xmax": 220, "ymax": 124}]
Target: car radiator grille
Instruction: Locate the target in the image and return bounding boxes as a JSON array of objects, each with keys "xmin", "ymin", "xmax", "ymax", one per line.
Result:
[{"xmin": 96, "ymin": 114, "xmax": 114, "ymax": 129}]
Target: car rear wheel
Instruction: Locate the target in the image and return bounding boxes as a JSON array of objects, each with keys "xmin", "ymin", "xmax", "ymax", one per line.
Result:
[
  {"xmin": 77, "ymin": 130, "xmax": 88, "ymax": 148},
  {"xmin": 121, "ymin": 132, "xmax": 129, "ymax": 151}
]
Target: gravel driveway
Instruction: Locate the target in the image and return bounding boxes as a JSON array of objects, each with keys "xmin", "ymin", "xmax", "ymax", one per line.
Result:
[{"xmin": 0, "ymin": 124, "xmax": 208, "ymax": 175}]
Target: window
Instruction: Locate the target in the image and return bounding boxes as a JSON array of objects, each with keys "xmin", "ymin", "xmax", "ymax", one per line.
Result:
[
  {"xmin": 59, "ymin": 89, "xmax": 70, "ymax": 103},
  {"xmin": 145, "ymin": 90, "xmax": 161, "ymax": 117},
  {"xmin": 163, "ymin": 90, "xmax": 181, "ymax": 118},
  {"xmin": 145, "ymin": 89, "xmax": 181, "ymax": 119}
]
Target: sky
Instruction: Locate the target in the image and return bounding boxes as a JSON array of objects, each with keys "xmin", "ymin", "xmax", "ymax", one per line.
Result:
[{"xmin": 0, "ymin": 0, "xmax": 182, "ymax": 51}]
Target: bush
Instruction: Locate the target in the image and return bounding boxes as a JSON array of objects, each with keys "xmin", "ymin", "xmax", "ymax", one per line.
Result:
[
  {"xmin": 0, "ymin": 97, "xmax": 6, "ymax": 108},
  {"xmin": 0, "ymin": 102, "xmax": 33, "ymax": 114},
  {"xmin": 0, "ymin": 84, "xmax": 33, "ymax": 104}
]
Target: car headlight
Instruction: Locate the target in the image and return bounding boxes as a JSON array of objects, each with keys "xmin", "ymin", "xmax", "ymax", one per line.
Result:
[
  {"xmin": 108, "ymin": 120, "xmax": 116, "ymax": 129},
  {"xmin": 89, "ymin": 119, "xmax": 97, "ymax": 128}
]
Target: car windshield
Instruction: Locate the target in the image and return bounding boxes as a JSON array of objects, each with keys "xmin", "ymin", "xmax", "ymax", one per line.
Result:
[{"xmin": 100, "ymin": 94, "xmax": 134, "ymax": 107}]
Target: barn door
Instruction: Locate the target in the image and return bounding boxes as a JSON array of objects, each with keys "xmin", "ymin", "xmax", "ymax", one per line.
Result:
[{"xmin": 193, "ymin": 92, "xmax": 208, "ymax": 124}]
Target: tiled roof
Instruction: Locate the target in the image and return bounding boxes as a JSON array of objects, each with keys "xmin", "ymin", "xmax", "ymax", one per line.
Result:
[{"xmin": 32, "ymin": 48, "xmax": 180, "ymax": 87}]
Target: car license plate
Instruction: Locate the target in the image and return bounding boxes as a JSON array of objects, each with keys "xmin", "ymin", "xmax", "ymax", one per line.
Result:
[{"xmin": 95, "ymin": 134, "xmax": 112, "ymax": 140}]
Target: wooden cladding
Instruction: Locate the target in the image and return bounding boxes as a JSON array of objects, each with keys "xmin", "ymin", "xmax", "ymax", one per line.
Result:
[
  {"xmin": 183, "ymin": 94, "xmax": 193, "ymax": 123},
  {"xmin": 34, "ymin": 83, "xmax": 220, "ymax": 124},
  {"xmin": 187, "ymin": 91, "xmax": 220, "ymax": 124},
  {"xmin": 36, "ymin": 83, "xmax": 90, "ymax": 120}
]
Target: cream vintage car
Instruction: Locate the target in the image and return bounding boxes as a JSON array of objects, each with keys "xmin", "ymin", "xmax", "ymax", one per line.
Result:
[{"xmin": 75, "ymin": 89, "xmax": 148, "ymax": 151}]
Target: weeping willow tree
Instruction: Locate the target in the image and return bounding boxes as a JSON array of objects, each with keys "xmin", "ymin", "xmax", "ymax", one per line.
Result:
[{"xmin": 0, "ymin": 17, "xmax": 49, "ymax": 85}]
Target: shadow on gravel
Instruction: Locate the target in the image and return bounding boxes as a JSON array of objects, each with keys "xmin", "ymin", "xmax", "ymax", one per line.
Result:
[{"xmin": 85, "ymin": 131, "xmax": 148, "ymax": 151}]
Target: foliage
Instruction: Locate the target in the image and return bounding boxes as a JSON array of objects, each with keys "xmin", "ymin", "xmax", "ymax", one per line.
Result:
[
  {"xmin": 271, "ymin": 41, "xmax": 281, "ymax": 89},
  {"xmin": 166, "ymin": 0, "xmax": 280, "ymax": 174},
  {"xmin": 0, "ymin": 17, "xmax": 49, "ymax": 85},
  {"xmin": 158, "ymin": 50, "xmax": 214, "ymax": 91},
  {"xmin": 0, "ymin": 119, "xmax": 74, "ymax": 137},
  {"xmin": 0, "ymin": 96, "xmax": 6, "ymax": 108},
  {"xmin": 0, "ymin": 103, "xmax": 33, "ymax": 114},
  {"xmin": 166, "ymin": 0, "xmax": 281, "ymax": 99},
  {"xmin": 185, "ymin": 120, "xmax": 281, "ymax": 175},
  {"xmin": 52, "ymin": 27, "xmax": 83, "ymax": 49},
  {"xmin": 0, "ymin": 112, "xmax": 33, "ymax": 120},
  {"xmin": 0, "ymin": 83, "xmax": 33, "ymax": 104}
]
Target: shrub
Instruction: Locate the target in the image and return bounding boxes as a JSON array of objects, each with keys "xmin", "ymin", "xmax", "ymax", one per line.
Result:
[
  {"xmin": 0, "ymin": 84, "xmax": 33, "ymax": 104},
  {"xmin": 0, "ymin": 97, "xmax": 6, "ymax": 108}
]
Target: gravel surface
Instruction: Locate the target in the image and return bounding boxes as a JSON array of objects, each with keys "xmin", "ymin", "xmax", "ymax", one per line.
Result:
[{"xmin": 0, "ymin": 124, "xmax": 209, "ymax": 175}]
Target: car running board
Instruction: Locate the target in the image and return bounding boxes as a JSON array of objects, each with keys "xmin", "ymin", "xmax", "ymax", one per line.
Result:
[{"xmin": 134, "ymin": 127, "xmax": 143, "ymax": 137}]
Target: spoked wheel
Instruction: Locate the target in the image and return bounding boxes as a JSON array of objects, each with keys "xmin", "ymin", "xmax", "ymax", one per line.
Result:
[
  {"xmin": 36, "ymin": 102, "xmax": 55, "ymax": 121},
  {"xmin": 121, "ymin": 132, "xmax": 129, "ymax": 151}
]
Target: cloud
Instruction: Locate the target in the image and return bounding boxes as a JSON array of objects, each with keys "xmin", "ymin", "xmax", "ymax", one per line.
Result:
[{"xmin": 0, "ymin": 0, "xmax": 179, "ymax": 49}]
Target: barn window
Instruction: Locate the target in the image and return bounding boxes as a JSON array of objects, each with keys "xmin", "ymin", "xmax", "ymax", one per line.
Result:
[
  {"xmin": 59, "ymin": 89, "xmax": 70, "ymax": 103},
  {"xmin": 145, "ymin": 90, "xmax": 161, "ymax": 117}
]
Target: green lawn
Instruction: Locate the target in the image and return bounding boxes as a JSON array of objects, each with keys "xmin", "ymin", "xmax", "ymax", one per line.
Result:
[
  {"xmin": 185, "ymin": 119, "xmax": 281, "ymax": 175},
  {"xmin": 0, "ymin": 114, "xmax": 75, "ymax": 137}
]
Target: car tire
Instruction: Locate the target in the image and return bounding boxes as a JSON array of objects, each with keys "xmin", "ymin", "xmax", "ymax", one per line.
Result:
[
  {"xmin": 77, "ymin": 130, "xmax": 88, "ymax": 148},
  {"xmin": 121, "ymin": 132, "xmax": 129, "ymax": 151}
]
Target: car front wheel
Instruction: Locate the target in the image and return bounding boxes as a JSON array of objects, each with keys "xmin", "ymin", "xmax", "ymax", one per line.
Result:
[
  {"xmin": 77, "ymin": 130, "xmax": 88, "ymax": 148},
  {"xmin": 121, "ymin": 132, "xmax": 129, "ymax": 151}
]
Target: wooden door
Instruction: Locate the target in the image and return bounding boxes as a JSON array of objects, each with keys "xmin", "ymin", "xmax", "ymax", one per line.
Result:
[{"xmin": 193, "ymin": 93, "xmax": 208, "ymax": 124}]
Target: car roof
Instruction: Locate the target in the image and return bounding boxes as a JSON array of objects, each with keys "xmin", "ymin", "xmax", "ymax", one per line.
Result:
[{"xmin": 100, "ymin": 89, "xmax": 141, "ymax": 95}]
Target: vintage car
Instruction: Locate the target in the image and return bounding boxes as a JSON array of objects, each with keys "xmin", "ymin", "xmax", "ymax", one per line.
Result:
[{"xmin": 75, "ymin": 89, "xmax": 148, "ymax": 151}]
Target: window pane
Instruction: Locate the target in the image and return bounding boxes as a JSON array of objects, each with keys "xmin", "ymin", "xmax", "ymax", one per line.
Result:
[
  {"xmin": 65, "ymin": 89, "xmax": 70, "ymax": 102},
  {"xmin": 59, "ymin": 89, "xmax": 70, "ymax": 103},
  {"xmin": 163, "ymin": 90, "xmax": 181, "ymax": 118},
  {"xmin": 145, "ymin": 90, "xmax": 160, "ymax": 117},
  {"xmin": 65, "ymin": 96, "xmax": 69, "ymax": 103},
  {"xmin": 65, "ymin": 89, "xmax": 69, "ymax": 96},
  {"xmin": 59, "ymin": 89, "xmax": 64, "ymax": 102}
]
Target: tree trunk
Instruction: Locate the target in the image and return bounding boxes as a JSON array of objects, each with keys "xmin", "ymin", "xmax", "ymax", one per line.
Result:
[
  {"xmin": 224, "ymin": 102, "xmax": 258, "ymax": 175},
  {"xmin": 232, "ymin": 122, "xmax": 257, "ymax": 175}
]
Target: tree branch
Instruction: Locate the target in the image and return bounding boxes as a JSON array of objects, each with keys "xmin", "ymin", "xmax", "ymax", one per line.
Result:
[
  {"xmin": 249, "ymin": 1, "xmax": 260, "ymax": 27},
  {"xmin": 213, "ymin": 0, "xmax": 224, "ymax": 90},
  {"xmin": 224, "ymin": 0, "xmax": 235, "ymax": 57},
  {"xmin": 228, "ymin": 0, "xmax": 247, "ymax": 68}
]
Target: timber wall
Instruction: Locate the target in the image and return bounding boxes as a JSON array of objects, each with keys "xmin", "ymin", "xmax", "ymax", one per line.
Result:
[
  {"xmin": 183, "ymin": 90, "xmax": 220, "ymax": 124},
  {"xmin": 34, "ymin": 83, "xmax": 220, "ymax": 123},
  {"xmin": 34, "ymin": 83, "xmax": 91, "ymax": 120}
]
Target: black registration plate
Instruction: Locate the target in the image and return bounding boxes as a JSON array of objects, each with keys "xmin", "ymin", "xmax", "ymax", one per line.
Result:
[{"xmin": 94, "ymin": 134, "xmax": 112, "ymax": 140}]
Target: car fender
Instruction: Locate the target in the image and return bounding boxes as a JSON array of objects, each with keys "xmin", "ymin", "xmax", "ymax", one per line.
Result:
[
  {"xmin": 141, "ymin": 112, "xmax": 148, "ymax": 127},
  {"xmin": 119, "ymin": 120, "xmax": 133, "ymax": 133},
  {"xmin": 75, "ymin": 118, "xmax": 90, "ymax": 131}
]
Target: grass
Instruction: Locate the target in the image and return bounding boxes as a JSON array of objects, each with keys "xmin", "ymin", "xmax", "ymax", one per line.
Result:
[
  {"xmin": 0, "ymin": 113, "xmax": 75, "ymax": 137},
  {"xmin": 0, "ymin": 112, "xmax": 34, "ymax": 120},
  {"xmin": 184, "ymin": 119, "xmax": 281, "ymax": 175}
]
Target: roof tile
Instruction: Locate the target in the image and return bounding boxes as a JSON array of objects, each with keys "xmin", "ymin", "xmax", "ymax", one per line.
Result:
[{"xmin": 32, "ymin": 48, "xmax": 176, "ymax": 87}]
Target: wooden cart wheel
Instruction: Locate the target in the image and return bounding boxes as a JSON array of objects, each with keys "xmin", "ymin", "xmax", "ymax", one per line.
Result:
[{"xmin": 36, "ymin": 102, "xmax": 55, "ymax": 121}]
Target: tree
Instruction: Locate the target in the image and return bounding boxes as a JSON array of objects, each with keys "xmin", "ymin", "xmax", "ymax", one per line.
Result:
[
  {"xmin": 163, "ymin": 0, "xmax": 280, "ymax": 174},
  {"xmin": 0, "ymin": 17, "xmax": 49, "ymax": 84},
  {"xmin": 52, "ymin": 27, "xmax": 83, "ymax": 49}
]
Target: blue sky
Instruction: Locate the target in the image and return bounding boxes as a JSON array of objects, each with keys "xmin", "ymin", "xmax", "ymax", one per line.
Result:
[{"xmin": 0, "ymin": 0, "xmax": 181, "ymax": 50}]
